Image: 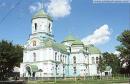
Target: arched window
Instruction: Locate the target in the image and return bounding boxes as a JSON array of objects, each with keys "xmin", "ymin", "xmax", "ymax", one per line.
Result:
[
  {"xmin": 60, "ymin": 55, "xmax": 62, "ymax": 62},
  {"xmin": 63, "ymin": 55, "xmax": 64, "ymax": 62},
  {"xmin": 65, "ymin": 56, "xmax": 66, "ymax": 63},
  {"xmin": 33, "ymin": 53, "xmax": 36, "ymax": 62},
  {"xmin": 73, "ymin": 56, "xmax": 76, "ymax": 74},
  {"xmin": 92, "ymin": 57, "xmax": 95, "ymax": 64},
  {"xmin": 55, "ymin": 52, "xmax": 57, "ymax": 61},
  {"xmin": 34, "ymin": 23, "xmax": 37, "ymax": 31},
  {"xmin": 48, "ymin": 23, "xmax": 51, "ymax": 32},
  {"xmin": 73, "ymin": 56, "xmax": 76, "ymax": 64},
  {"xmin": 33, "ymin": 41, "xmax": 36, "ymax": 46},
  {"xmin": 96, "ymin": 57, "xmax": 99, "ymax": 64}
]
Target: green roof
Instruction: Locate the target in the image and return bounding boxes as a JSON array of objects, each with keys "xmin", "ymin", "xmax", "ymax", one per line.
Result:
[
  {"xmin": 105, "ymin": 66, "xmax": 112, "ymax": 71},
  {"xmin": 72, "ymin": 39, "xmax": 83, "ymax": 45},
  {"xmin": 54, "ymin": 43, "xmax": 67, "ymax": 54},
  {"xmin": 26, "ymin": 65, "xmax": 38, "ymax": 72},
  {"xmin": 30, "ymin": 65, "xmax": 38, "ymax": 72},
  {"xmin": 64, "ymin": 34, "xmax": 77, "ymax": 42},
  {"xmin": 44, "ymin": 38, "xmax": 54, "ymax": 47},
  {"xmin": 32, "ymin": 9, "xmax": 52, "ymax": 21},
  {"xmin": 87, "ymin": 45, "xmax": 101, "ymax": 54},
  {"xmin": 64, "ymin": 34, "xmax": 83, "ymax": 45},
  {"xmin": 43, "ymin": 38, "xmax": 68, "ymax": 54}
]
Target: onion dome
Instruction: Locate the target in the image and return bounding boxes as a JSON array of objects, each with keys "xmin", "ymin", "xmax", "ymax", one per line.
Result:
[{"xmin": 32, "ymin": 9, "xmax": 52, "ymax": 21}]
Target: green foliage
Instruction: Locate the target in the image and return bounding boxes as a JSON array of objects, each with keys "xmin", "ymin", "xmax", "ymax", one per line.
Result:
[
  {"xmin": 116, "ymin": 30, "xmax": 130, "ymax": 61},
  {"xmin": 102, "ymin": 52, "xmax": 120, "ymax": 74},
  {"xmin": 0, "ymin": 40, "xmax": 23, "ymax": 80},
  {"xmin": 98, "ymin": 56, "xmax": 106, "ymax": 73}
]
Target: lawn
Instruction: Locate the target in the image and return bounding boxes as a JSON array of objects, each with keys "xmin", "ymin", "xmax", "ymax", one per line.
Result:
[{"xmin": 27, "ymin": 78, "xmax": 129, "ymax": 84}]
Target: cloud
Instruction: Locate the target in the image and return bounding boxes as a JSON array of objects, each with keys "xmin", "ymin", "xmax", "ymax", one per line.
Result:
[
  {"xmin": 82, "ymin": 24, "xmax": 111, "ymax": 45},
  {"xmin": 29, "ymin": 2, "xmax": 42, "ymax": 13},
  {"xmin": 46, "ymin": 0, "xmax": 71, "ymax": 18}
]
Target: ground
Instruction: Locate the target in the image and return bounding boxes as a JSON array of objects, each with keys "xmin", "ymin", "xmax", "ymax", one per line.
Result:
[{"xmin": 27, "ymin": 78, "xmax": 129, "ymax": 84}]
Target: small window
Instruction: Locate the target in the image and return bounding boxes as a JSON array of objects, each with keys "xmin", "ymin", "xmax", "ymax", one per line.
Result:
[
  {"xmin": 96, "ymin": 57, "xmax": 99, "ymax": 64},
  {"xmin": 63, "ymin": 55, "xmax": 64, "ymax": 62},
  {"xmin": 49, "ymin": 23, "xmax": 51, "ymax": 32},
  {"xmin": 60, "ymin": 55, "xmax": 62, "ymax": 62},
  {"xmin": 73, "ymin": 67, "xmax": 76, "ymax": 74},
  {"xmin": 33, "ymin": 41, "xmax": 36, "ymax": 46},
  {"xmin": 33, "ymin": 53, "xmax": 36, "ymax": 62},
  {"xmin": 73, "ymin": 56, "xmax": 76, "ymax": 64},
  {"xmin": 55, "ymin": 52, "xmax": 57, "ymax": 61},
  {"xmin": 34, "ymin": 23, "xmax": 37, "ymax": 31}
]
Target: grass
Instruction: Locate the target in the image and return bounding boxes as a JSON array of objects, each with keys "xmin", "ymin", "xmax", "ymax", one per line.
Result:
[{"xmin": 27, "ymin": 78, "xmax": 129, "ymax": 84}]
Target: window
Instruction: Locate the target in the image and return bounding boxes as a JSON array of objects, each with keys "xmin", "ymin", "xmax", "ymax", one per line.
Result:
[
  {"xmin": 73, "ymin": 67, "xmax": 76, "ymax": 74},
  {"xmin": 73, "ymin": 56, "xmax": 76, "ymax": 64},
  {"xmin": 60, "ymin": 55, "xmax": 62, "ymax": 62},
  {"xmin": 55, "ymin": 52, "xmax": 57, "ymax": 61},
  {"xmin": 96, "ymin": 57, "xmax": 99, "ymax": 64},
  {"xmin": 33, "ymin": 53, "xmax": 36, "ymax": 62},
  {"xmin": 92, "ymin": 57, "xmax": 95, "ymax": 64},
  {"xmin": 34, "ymin": 23, "xmax": 37, "ymax": 31},
  {"xmin": 33, "ymin": 41, "xmax": 36, "ymax": 46},
  {"xmin": 63, "ymin": 55, "xmax": 64, "ymax": 62},
  {"xmin": 49, "ymin": 23, "xmax": 51, "ymax": 32}
]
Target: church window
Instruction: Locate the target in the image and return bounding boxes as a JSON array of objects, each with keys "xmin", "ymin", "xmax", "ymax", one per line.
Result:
[
  {"xmin": 34, "ymin": 23, "xmax": 37, "ymax": 31},
  {"xmin": 96, "ymin": 57, "xmax": 99, "ymax": 64},
  {"xmin": 92, "ymin": 57, "xmax": 95, "ymax": 64},
  {"xmin": 60, "ymin": 55, "xmax": 62, "ymax": 62},
  {"xmin": 33, "ymin": 53, "xmax": 36, "ymax": 62},
  {"xmin": 55, "ymin": 52, "xmax": 57, "ymax": 61},
  {"xmin": 63, "ymin": 55, "xmax": 64, "ymax": 62},
  {"xmin": 73, "ymin": 56, "xmax": 76, "ymax": 64},
  {"xmin": 49, "ymin": 23, "xmax": 51, "ymax": 32},
  {"xmin": 65, "ymin": 56, "xmax": 66, "ymax": 63},
  {"xmin": 73, "ymin": 67, "xmax": 76, "ymax": 74},
  {"xmin": 33, "ymin": 41, "xmax": 36, "ymax": 46}
]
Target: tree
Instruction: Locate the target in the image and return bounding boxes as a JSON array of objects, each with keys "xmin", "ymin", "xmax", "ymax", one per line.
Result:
[
  {"xmin": 0, "ymin": 40, "xmax": 23, "ymax": 80},
  {"xmin": 102, "ymin": 52, "xmax": 120, "ymax": 74},
  {"xmin": 97, "ymin": 56, "xmax": 106, "ymax": 78},
  {"xmin": 116, "ymin": 30, "xmax": 130, "ymax": 74}
]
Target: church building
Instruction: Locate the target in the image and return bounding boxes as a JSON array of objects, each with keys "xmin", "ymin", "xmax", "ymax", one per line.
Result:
[{"xmin": 20, "ymin": 8, "xmax": 101, "ymax": 78}]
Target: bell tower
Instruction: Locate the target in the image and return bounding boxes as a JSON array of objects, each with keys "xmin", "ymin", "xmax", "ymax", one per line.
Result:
[
  {"xmin": 31, "ymin": 1, "xmax": 53, "ymax": 39},
  {"xmin": 32, "ymin": 10, "xmax": 53, "ymax": 35}
]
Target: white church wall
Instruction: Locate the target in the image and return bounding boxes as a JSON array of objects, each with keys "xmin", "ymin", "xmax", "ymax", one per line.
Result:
[
  {"xmin": 32, "ymin": 18, "xmax": 52, "ymax": 34},
  {"xmin": 89, "ymin": 64, "xmax": 98, "ymax": 76},
  {"xmin": 69, "ymin": 53, "xmax": 85, "ymax": 64},
  {"xmin": 87, "ymin": 54, "xmax": 100, "ymax": 76},
  {"xmin": 71, "ymin": 45, "xmax": 83, "ymax": 52}
]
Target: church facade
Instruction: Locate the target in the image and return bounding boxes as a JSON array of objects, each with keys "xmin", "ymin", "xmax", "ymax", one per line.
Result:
[{"xmin": 20, "ymin": 9, "xmax": 101, "ymax": 78}]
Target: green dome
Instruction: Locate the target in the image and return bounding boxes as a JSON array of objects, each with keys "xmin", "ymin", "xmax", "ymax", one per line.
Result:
[
  {"xmin": 32, "ymin": 9, "xmax": 52, "ymax": 21},
  {"xmin": 64, "ymin": 34, "xmax": 77, "ymax": 42},
  {"xmin": 87, "ymin": 45, "xmax": 101, "ymax": 54},
  {"xmin": 63, "ymin": 34, "xmax": 83, "ymax": 45}
]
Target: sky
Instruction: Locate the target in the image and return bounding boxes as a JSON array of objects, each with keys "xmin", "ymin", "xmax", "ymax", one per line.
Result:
[{"xmin": 0, "ymin": 0, "xmax": 129, "ymax": 53}]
